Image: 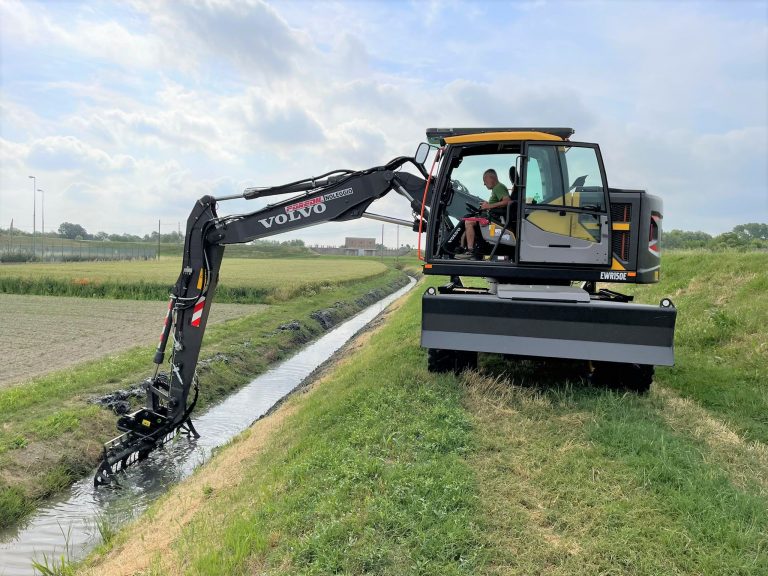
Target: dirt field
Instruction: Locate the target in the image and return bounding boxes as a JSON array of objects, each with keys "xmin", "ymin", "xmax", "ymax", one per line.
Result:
[{"xmin": 0, "ymin": 294, "xmax": 266, "ymax": 387}]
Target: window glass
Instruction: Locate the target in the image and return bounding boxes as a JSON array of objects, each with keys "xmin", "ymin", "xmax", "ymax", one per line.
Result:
[
  {"xmin": 523, "ymin": 145, "xmax": 606, "ymax": 244},
  {"xmin": 525, "ymin": 145, "xmax": 605, "ymax": 210},
  {"xmin": 449, "ymin": 154, "xmax": 517, "ymax": 197},
  {"xmin": 444, "ymin": 153, "xmax": 518, "ymax": 219},
  {"xmin": 561, "ymin": 146, "xmax": 604, "ymax": 210},
  {"xmin": 526, "ymin": 146, "xmax": 564, "ymax": 205},
  {"xmin": 526, "ymin": 158, "xmax": 544, "ymax": 204}
]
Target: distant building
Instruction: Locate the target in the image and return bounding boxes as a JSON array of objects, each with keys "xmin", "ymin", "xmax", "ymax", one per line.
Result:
[{"xmin": 344, "ymin": 237, "xmax": 377, "ymax": 256}]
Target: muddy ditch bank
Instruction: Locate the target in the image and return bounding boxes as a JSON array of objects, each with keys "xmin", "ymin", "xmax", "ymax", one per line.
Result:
[{"xmin": 90, "ymin": 277, "xmax": 411, "ymax": 416}]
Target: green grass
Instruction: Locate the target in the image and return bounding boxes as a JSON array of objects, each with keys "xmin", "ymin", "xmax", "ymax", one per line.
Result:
[
  {"xmin": 608, "ymin": 250, "xmax": 768, "ymax": 442},
  {"xmin": 464, "ymin": 373, "xmax": 767, "ymax": 575},
  {"xmin": 114, "ymin": 280, "xmax": 483, "ymax": 575},
  {"xmin": 157, "ymin": 242, "xmax": 315, "ymax": 259},
  {"xmin": 81, "ymin": 250, "xmax": 767, "ymax": 575},
  {"xmin": 0, "ymin": 257, "xmax": 389, "ymax": 303},
  {"xmin": 0, "ymin": 268, "xmax": 409, "ymax": 530}
]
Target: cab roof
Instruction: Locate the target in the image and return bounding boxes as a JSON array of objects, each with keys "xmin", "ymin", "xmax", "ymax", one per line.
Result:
[{"xmin": 426, "ymin": 127, "xmax": 573, "ymax": 146}]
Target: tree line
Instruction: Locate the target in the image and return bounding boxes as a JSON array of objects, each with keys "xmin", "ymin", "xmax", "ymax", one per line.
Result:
[
  {"xmin": 664, "ymin": 223, "xmax": 767, "ymax": 250},
  {"xmin": 2, "ymin": 221, "xmax": 764, "ymax": 250},
  {"xmin": 1, "ymin": 222, "xmax": 305, "ymax": 247}
]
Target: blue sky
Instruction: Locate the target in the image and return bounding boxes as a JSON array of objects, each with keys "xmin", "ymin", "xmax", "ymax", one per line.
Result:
[{"xmin": 1, "ymin": 0, "xmax": 766, "ymax": 246}]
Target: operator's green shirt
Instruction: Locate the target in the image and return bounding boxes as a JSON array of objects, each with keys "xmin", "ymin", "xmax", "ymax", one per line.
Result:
[
  {"xmin": 488, "ymin": 182, "xmax": 509, "ymax": 205},
  {"xmin": 487, "ymin": 182, "xmax": 510, "ymax": 220}
]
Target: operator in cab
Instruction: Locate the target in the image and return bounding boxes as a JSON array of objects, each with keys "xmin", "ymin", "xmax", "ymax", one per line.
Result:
[{"xmin": 462, "ymin": 168, "xmax": 512, "ymax": 259}]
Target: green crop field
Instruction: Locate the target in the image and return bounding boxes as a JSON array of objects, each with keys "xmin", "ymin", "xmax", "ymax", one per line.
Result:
[
  {"xmin": 0, "ymin": 257, "xmax": 388, "ymax": 303},
  {"xmin": 79, "ymin": 250, "xmax": 768, "ymax": 576}
]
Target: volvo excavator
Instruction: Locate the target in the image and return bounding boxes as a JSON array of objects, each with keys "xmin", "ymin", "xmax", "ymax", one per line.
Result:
[{"xmin": 94, "ymin": 128, "xmax": 677, "ymax": 486}]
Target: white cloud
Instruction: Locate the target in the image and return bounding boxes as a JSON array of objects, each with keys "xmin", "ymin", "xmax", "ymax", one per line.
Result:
[
  {"xmin": 27, "ymin": 136, "xmax": 137, "ymax": 173},
  {"xmin": 0, "ymin": 0, "xmax": 765, "ymax": 243},
  {"xmin": 324, "ymin": 120, "xmax": 389, "ymax": 167},
  {"xmin": 137, "ymin": 0, "xmax": 310, "ymax": 78},
  {"xmin": 0, "ymin": 0, "xmax": 161, "ymax": 70}
]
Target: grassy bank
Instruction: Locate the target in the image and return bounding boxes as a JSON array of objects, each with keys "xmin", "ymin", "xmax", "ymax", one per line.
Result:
[
  {"xmin": 82, "ymin": 282, "xmax": 483, "ymax": 575},
  {"xmin": 0, "ymin": 268, "xmax": 409, "ymax": 530},
  {"xmin": 80, "ymin": 250, "xmax": 766, "ymax": 575},
  {"xmin": 0, "ymin": 257, "xmax": 388, "ymax": 303},
  {"xmin": 608, "ymin": 250, "xmax": 768, "ymax": 443}
]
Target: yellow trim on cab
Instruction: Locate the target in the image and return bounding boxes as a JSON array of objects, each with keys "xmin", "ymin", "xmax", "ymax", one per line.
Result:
[
  {"xmin": 612, "ymin": 222, "xmax": 630, "ymax": 231},
  {"xmin": 444, "ymin": 131, "xmax": 563, "ymax": 144}
]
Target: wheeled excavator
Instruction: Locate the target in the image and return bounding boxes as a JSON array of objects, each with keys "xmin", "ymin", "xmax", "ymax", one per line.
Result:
[{"xmin": 94, "ymin": 128, "xmax": 677, "ymax": 486}]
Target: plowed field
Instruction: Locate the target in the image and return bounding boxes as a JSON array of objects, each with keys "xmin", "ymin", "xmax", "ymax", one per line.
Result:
[{"xmin": 0, "ymin": 294, "xmax": 265, "ymax": 387}]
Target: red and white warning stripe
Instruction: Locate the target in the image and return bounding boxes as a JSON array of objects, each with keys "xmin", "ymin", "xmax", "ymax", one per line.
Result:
[
  {"xmin": 191, "ymin": 296, "xmax": 206, "ymax": 327},
  {"xmin": 159, "ymin": 299, "xmax": 172, "ymax": 343}
]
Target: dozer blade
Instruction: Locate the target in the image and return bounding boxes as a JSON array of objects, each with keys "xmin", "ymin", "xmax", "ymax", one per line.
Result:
[
  {"xmin": 93, "ymin": 419, "xmax": 199, "ymax": 487},
  {"xmin": 422, "ymin": 291, "xmax": 677, "ymax": 366}
]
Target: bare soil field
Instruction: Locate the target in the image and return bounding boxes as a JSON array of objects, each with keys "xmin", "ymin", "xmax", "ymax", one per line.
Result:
[{"xmin": 0, "ymin": 294, "xmax": 266, "ymax": 387}]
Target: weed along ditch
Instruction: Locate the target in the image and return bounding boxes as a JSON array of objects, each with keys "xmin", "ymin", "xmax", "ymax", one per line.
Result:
[{"xmin": 0, "ymin": 278, "xmax": 416, "ymax": 575}]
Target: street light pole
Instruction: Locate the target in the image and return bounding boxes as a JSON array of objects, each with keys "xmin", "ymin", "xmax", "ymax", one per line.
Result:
[
  {"xmin": 28, "ymin": 176, "xmax": 36, "ymax": 257},
  {"xmin": 37, "ymin": 189, "xmax": 45, "ymax": 257}
]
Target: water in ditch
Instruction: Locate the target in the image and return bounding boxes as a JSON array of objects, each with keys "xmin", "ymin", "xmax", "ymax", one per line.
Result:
[{"xmin": 0, "ymin": 278, "xmax": 416, "ymax": 575}]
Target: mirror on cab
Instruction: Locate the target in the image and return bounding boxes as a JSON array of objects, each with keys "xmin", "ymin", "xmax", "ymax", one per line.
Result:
[{"xmin": 414, "ymin": 142, "xmax": 430, "ymax": 166}]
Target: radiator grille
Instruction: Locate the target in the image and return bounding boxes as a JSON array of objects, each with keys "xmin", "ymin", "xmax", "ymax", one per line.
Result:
[
  {"xmin": 613, "ymin": 231, "xmax": 630, "ymax": 261},
  {"xmin": 611, "ymin": 203, "xmax": 631, "ymax": 222}
]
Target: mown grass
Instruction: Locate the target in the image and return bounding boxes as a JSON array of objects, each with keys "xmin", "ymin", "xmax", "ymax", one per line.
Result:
[
  {"xmin": 0, "ymin": 257, "xmax": 388, "ymax": 303},
  {"xmin": 157, "ymin": 242, "xmax": 315, "ymax": 259},
  {"xmin": 608, "ymin": 250, "xmax": 768, "ymax": 443},
  {"xmin": 464, "ymin": 371, "xmax": 767, "ymax": 575},
  {"xmin": 85, "ymin": 280, "xmax": 483, "ymax": 575},
  {"xmin": 81, "ymin": 250, "xmax": 766, "ymax": 575},
  {"xmin": 0, "ymin": 268, "xmax": 409, "ymax": 530}
]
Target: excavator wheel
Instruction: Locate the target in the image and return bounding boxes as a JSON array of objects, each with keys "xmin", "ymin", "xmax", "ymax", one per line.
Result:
[
  {"xmin": 623, "ymin": 364, "xmax": 654, "ymax": 393},
  {"xmin": 427, "ymin": 348, "xmax": 478, "ymax": 375},
  {"xmin": 591, "ymin": 361, "xmax": 654, "ymax": 394}
]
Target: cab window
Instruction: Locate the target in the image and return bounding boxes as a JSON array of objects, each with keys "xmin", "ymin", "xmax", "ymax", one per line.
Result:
[
  {"xmin": 443, "ymin": 151, "xmax": 519, "ymax": 222},
  {"xmin": 526, "ymin": 145, "xmax": 605, "ymax": 210}
]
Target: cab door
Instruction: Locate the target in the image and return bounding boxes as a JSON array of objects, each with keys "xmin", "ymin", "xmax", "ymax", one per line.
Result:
[{"xmin": 518, "ymin": 142, "xmax": 611, "ymax": 266}]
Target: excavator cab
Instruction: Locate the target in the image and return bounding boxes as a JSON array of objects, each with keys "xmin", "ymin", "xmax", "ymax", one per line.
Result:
[{"xmin": 423, "ymin": 128, "xmax": 617, "ymax": 281}]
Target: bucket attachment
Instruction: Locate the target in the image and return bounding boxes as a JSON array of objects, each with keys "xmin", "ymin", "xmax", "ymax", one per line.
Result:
[{"xmin": 94, "ymin": 417, "xmax": 199, "ymax": 487}]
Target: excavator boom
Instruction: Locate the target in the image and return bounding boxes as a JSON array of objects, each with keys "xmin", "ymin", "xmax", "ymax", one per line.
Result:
[{"xmin": 94, "ymin": 154, "xmax": 429, "ymax": 486}]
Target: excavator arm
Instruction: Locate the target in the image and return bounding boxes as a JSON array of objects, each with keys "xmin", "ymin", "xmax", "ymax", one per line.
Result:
[{"xmin": 94, "ymin": 153, "xmax": 429, "ymax": 486}]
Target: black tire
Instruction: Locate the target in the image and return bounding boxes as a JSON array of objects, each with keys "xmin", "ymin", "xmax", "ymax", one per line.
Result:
[
  {"xmin": 427, "ymin": 348, "xmax": 478, "ymax": 375},
  {"xmin": 456, "ymin": 350, "xmax": 478, "ymax": 374},
  {"xmin": 427, "ymin": 348, "xmax": 451, "ymax": 373},
  {"xmin": 624, "ymin": 364, "xmax": 654, "ymax": 393},
  {"xmin": 591, "ymin": 362, "xmax": 653, "ymax": 394}
]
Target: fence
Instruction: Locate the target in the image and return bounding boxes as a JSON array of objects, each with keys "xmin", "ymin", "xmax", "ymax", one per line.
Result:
[{"xmin": 0, "ymin": 235, "xmax": 158, "ymax": 262}]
